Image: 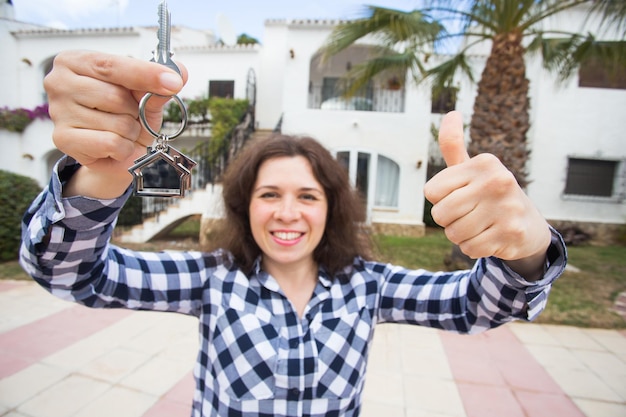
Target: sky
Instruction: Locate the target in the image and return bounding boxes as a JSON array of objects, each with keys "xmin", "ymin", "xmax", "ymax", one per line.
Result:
[{"xmin": 12, "ymin": 0, "xmax": 424, "ymax": 43}]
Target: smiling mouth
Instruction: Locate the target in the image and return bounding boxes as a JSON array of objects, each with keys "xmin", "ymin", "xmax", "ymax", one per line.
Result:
[{"xmin": 272, "ymin": 231, "xmax": 304, "ymax": 241}]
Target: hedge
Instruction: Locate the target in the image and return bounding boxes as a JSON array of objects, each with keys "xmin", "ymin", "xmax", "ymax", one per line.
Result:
[
  {"xmin": 117, "ymin": 195, "xmax": 144, "ymax": 227},
  {"xmin": 0, "ymin": 170, "xmax": 42, "ymax": 262}
]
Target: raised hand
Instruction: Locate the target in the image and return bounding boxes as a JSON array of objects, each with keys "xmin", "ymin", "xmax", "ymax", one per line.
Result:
[
  {"xmin": 424, "ymin": 111, "xmax": 551, "ymax": 280},
  {"xmin": 44, "ymin": 50, "xmax": 187, "ymax": 198}
]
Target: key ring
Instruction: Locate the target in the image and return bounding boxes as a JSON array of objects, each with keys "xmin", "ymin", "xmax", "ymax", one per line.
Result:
[{"xmin": 138, "ymin": 92, "xmax": 188, "ymax": 140}]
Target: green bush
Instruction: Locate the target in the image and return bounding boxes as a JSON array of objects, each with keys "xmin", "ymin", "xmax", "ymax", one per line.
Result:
[
  {"xmin": 0, "ymin": 108, "xmax": 31, "ymax": 132},
  {"xmin": 0, "ymin": 170, "xmax": 42, "ymax": 261},
  {"xmin": 208, "ymin": 97, "xmax": 249, "ymax": 163},
  {"xmin": 165, "ymin": 96, "xmax": 249, "ymax": 164},
  {"xmin": 117, "ymin": 195, "xmax": 143, "ymax": 227},
  {"xmin": 0, "ymin": 104, "xmax": 50, "ymax": 133}
]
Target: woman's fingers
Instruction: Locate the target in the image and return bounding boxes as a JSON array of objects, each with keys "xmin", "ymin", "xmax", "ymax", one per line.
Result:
[{"xmin": 51, "ymin": 50, "xmax": 184, "ymax": 96}]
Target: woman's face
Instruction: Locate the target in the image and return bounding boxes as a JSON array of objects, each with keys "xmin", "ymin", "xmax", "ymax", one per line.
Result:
[{"xmin": 249, "ymin": 156, "xmax": 328, "ymax": 273}]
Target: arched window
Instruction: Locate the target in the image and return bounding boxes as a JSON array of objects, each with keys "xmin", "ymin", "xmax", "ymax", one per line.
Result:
[
  {"xmin": 41, "ymin": 56, "xmax": 55, "ymax": 102},
  {"xmin": 336, "ymin": 150, "xmax": 400, "ymax": 209},
  {"xmin": 375, "ymin": 155, "xmax": 399, "ymax": 207}
]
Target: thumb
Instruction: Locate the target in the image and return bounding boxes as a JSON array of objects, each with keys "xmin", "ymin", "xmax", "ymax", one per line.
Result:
[{"xmin": 439, "ymin": 111, "xmax": 470, "ymax": 167}]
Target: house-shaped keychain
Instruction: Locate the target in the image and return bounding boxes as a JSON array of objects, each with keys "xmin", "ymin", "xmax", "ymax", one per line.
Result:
[{"xmin": 129, "ymin": 145, "xmax": 197, "ymax": 197}]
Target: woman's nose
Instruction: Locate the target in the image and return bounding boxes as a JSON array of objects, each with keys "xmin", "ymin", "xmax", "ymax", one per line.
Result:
[{"xmin": 274, "ymin": 197, "xmax": 300, "ymax": 221}]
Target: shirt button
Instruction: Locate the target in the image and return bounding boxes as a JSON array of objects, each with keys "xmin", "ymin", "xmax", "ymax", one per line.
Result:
[
  {"xmin": 290, "ymin": 388, "xmax": 300, "ymax": 397},
  {"xmin": 289, "ymin": 338, "xmax": 299, "ymax": 349}
]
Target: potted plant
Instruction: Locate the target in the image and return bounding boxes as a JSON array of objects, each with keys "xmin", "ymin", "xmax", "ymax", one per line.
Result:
[{"xmin": 387, "ymin": 76, "xmax": 402, "ymax": 90}]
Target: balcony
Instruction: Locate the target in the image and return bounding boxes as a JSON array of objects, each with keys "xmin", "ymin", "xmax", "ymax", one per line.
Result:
[{"xmin": 308, "ymin": 84, "xmax": 405, "ymax": 113}]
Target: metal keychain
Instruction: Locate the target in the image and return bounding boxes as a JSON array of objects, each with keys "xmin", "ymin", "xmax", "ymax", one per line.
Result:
[{"xmin": 129, "ymin": 0, "xmax": 196, "ymax": 198}]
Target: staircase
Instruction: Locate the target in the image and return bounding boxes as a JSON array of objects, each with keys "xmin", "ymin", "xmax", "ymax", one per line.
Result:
[
  {"xmin": 251, "ymin": 128, "xmax": 275, "ymax": 141},
  {"xmin": 615, "ymin": 292, "xmax": 626, "ymax": 320},
  {"xmin": 117, "ymin": 184, "xmax": 223, "ymax": 243},
  {"xmin": 116, "ymin": 128, "xmax": 276, "ymax": 244}
]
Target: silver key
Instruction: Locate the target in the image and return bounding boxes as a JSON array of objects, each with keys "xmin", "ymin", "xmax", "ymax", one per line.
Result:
[
  {"xmin": 130, "ymin": 0, "xmax": 195, "ymax": 198},
  {"xmin": 151, "ymin": 0, "xmax": 181, "ymax": 75}
]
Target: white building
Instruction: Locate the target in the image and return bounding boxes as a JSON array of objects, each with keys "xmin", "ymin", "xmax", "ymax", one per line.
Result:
[{"xmin": 1, "ymin": 1, "xmax": 625, "ymax": 242}]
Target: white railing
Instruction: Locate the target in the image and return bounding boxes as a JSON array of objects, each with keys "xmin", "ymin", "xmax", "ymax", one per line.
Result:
[{"xmin": 308, "ymin": 85, "xmax": 405, "ymax": 113}]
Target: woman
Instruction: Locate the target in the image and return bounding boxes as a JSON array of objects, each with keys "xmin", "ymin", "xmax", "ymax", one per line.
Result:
[{"xmin": 20, "ymin": 51, "xmax": 566, "ymax": 417}]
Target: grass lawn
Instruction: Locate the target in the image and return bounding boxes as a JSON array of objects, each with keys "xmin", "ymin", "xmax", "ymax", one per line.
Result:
[
  {"xmin": 536, "ymin": 244, "xmax": 626, "ymax": 329},
  {"xmin": 2, "ymin": 222, "xmax": 625, "ymax": 329},
  {"xmin": 374, "ymin": 229, "xmax": 626, "ymax": 330}
]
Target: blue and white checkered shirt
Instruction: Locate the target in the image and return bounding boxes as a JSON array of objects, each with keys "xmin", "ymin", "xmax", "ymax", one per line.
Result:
[{"xmin": 20, "ymin": 157, "xmax": 566, "ymax": 417}]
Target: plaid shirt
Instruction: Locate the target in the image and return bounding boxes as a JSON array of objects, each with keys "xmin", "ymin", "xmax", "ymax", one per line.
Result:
[{"xmin": 20, "ymin": 157, "xmax": 566, "ymax": 417}]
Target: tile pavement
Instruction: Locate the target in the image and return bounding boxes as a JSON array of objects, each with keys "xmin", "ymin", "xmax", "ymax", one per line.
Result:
[{"xmin": 0, "ymin": 279, "xmax": 625, "ymax": 417}]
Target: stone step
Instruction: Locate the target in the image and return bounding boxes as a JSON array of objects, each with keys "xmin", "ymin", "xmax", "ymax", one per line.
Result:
[
  {"xmin": 251, "ymin": 128, "xmax": 275, "ymax": 141},
  {"xmin": 613, "ymin": 292, "xmax": 626, "ymax": 318},
  {"xmin": 117, "ymin": 184, "xmax": 223, "ymax": 243}
]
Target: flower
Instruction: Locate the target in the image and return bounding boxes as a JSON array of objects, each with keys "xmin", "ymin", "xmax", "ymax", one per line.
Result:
[{"xmin": 0, "ymin": 103, "xmax": 50, "ymax": 133}]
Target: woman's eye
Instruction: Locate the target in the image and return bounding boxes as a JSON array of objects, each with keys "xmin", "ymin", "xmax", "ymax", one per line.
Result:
[
  {"xmin": 301, "ymin": 194, "xmax": 317, "ymax": 201},
  {"xmin": 259, "ymin": 192, "xmax": 278, "ymax": 199}
]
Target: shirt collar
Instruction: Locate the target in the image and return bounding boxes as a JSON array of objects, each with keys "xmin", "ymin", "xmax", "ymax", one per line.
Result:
[{"xmin": 251, "ymin": 256, "xmax": 333, "ymax": 290}]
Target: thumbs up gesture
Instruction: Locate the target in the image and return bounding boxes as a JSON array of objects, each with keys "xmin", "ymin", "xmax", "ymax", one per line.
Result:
[{"xmin": 424, "ymin": 111, "xmax": 552, "ymax": 280}]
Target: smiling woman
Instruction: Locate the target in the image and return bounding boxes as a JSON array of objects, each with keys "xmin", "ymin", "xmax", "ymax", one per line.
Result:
[
  {"xmin": 19, "ymin": 49, "xmax": 566, "ymax": 417},
  {"xmin": 210, "ymin": 134, "xmax": 369, "ymax": 278},
  {"xmin": 250, "ymin": 157, "xmax": 328, "ymax": 268}
]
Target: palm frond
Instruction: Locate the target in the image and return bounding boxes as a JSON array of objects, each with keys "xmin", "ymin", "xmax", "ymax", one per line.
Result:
[
  {"xmin": 589, "ymin": 0, "xmax": 626, "ymax": 38},
  {"xmin": 338, "ymin": 51, "xmax": 419, "ymax": 97},
  {"xmin": 423, "ymin": 52, "xmax": 475, "ymax": 92},
  {"xmin": 517, "ymin": 0, "xmax": 588, "ymax": 32},
  {"xmin": 319, "ymin": 5, "xmax": 444, "ymax": 62},
  {"xmin": 536, "ymin": 34, "xmax": 586, "ymax": 80},
  {"xmin": 538, "ymin": 32, "xmax": 626, "ymax": 83},
  {"xmin": 426, "ymin": 1, "xmax": 588, "ymax": 35},
  {"xmin": 322, "ymin": 0, "xmax": 625, "ymax": 98}
]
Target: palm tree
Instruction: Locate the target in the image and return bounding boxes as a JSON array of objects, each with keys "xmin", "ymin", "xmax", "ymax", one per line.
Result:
[{"xmin": 319, "ymin": 0, "xmax": 625, "ymax": 188}]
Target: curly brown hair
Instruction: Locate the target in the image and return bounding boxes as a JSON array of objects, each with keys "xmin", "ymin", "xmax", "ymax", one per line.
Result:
[{"xmin": 207, "ymin": 133, "xmax": 371, "ymax": 275}]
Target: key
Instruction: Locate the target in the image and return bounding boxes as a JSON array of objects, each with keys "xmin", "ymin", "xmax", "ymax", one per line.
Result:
[
  {"xmin": 129, "ymin": 0, "xmax": 195, "ymax": 198},
  {"xmin": 151, "ymin": 0, "xmax": 181, "ymax": 75}
]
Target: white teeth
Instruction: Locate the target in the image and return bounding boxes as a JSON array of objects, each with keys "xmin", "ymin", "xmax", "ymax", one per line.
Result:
[{"xmin": 273, "ymin": 232, "xmax": 301, "ymax": 241}]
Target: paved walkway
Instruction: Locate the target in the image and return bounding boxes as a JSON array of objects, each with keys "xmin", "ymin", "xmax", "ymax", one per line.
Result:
[{"xmin": 0, "ymin": 279, "xmax": 625, "ymax": 417}]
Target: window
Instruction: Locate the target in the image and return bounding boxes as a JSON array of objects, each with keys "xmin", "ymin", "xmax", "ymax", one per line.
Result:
[
  {"xmin": 337, "ymin": 151, "xmax": 349, "ymax": 172},
  {"xmin": 356, "ymin": 152, "xmax": 370, "ymax": 202},
  {"xmin": 321, "ymin": 77, "xmax": 339, "ymax": 103},
  {"xmin": 431, "ymin": 87, "xmax": 457, "ymax": 114},
  {"xmin": 337, "ymin": 150, "xmax": 371, "ymax": 201},
  {"xmin": 578, "ymin": 43, "xmax": 626, "ymax": 90},
  {"xmin": 564, "ymin": 157, "xmax": 619, "ymax": 198},
  {"xmin": 42, "ymin": 57, "xmax": 55, "ymax": 102},
  {"xmin": 319, "ymin": 77, "xmax": 374, "ymax": 111},
  {"xmin": 336, "ymin": 150, "xmax": 400, "ymax": 209},
  {"xmin": 375, "ymin": 155, "xmax": 399, "ymax": 207},
  {"xmin": 209, "ymin": 80, "xmax": 235, "ymax": 98}
]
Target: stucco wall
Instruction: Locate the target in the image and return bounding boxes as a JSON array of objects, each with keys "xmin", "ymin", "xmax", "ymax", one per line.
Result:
[
  {"xmin": 1, "ymin": 8, "xmax": 625, "ymax": 228},
  {"xmin": 527, "ymin": 65, "xmax": 626, "ymax": 224}
]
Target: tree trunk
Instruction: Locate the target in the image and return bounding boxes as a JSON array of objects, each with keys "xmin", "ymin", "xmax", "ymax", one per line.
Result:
[{"xmin": 469, "ymin": 31, "xmax": 531, "ymax": 189}]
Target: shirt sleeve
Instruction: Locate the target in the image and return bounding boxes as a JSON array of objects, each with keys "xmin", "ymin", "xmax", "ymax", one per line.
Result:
[
  {"xmin": 19, "ymin": 156, "xmax": 219, "ymax": 316},
  {"xmin": 370, "ymin": 227, "xmax": 567, "ymax": 334}
]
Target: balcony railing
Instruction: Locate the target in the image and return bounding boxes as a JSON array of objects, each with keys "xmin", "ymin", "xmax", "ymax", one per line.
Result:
[{"xmin": 308, "ymin": 85, "xmax": 405, "ymax": 113}]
